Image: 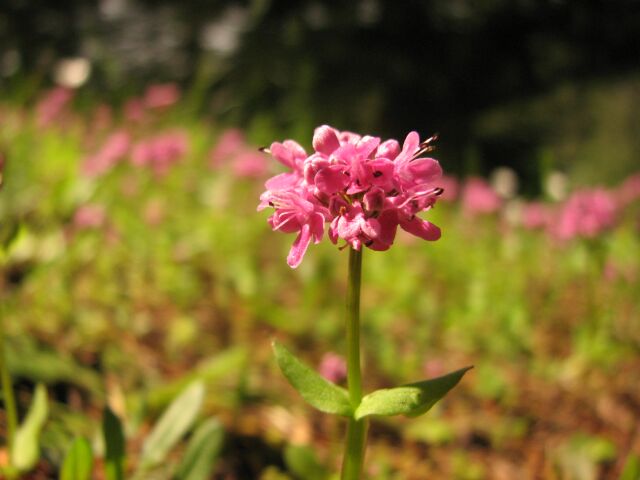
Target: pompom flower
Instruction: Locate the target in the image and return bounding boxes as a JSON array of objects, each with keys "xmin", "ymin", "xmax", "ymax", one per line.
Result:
[{"xmin": 258, "ymin": 125, "xmax": 444, "ymax": 268}]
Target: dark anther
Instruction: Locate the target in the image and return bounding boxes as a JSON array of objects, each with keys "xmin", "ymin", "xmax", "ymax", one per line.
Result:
[
  {"xmin": 373, "ymin": 171, "xmax": 383, "ymax": 177},
  {"xmin": 258, "ymin": 146, "xmax": 270, "ymax": 153},
  {"xmin": 434, "ymin": 187, "xmax": 444, "ymax": 196},
  {"xmin": 365, "ymin": 239, "xmax": 374, "ymax": 247},
  {"xmin": 268, "ymin": 201, "xmax": 274, "ymax": 207},
  {"xmin": 420, "ymin": 133, "xmax": 439, "ymax": 146}
]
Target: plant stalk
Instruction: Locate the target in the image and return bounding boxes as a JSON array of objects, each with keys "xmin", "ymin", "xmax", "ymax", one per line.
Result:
[{"xmin": 341, "ymin": 247, "xmax": 368, "ymax": 479}]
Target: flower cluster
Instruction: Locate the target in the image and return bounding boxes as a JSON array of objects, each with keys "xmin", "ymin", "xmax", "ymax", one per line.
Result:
[
  {"xmin": 82, "ymin": 130, "xmax": 131, "ymax": 177},
  {"xmin": 209, "ymin": 129, "xmax": 268, "ymax": 178},
  {"xmin": 554, "ymin": 188, "xmax": 617, "ymax": 240},
  {"xmin": 258, "ymin": 125, "xmax": 444, "ymax": 268},
  {"xmin": 131, "ymin": 131, "xmax": 188, "ymax": 176}
]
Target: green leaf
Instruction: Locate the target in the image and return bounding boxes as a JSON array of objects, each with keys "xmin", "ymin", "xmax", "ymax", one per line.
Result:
[
  {"xmin": 11, "ymin": 383, "xmax": 48, "ymax": 472},
  {"xmin": 137, "ymin": 381, "xmax": 205, "ymax": 472},
  {"xmin": 354, "ymin": 367, "xmax": 472, "ymax": 420},
  {"xmin": 284, "ymin": 444, "xmax": 329, "ymax": 480},
  {"xmin": 60, "ymin": 437, "xmax": 93, "ymax": 480},
  {"xmin": 175, "ymin": 418, "xmax": 224, "ymax": 480},
  {"xmin": 620, "ymin": 454, "xmax": 640, "ymax": 480},
  {"xmin": 11, "ymin": 383, "xmax": 49, "ymax": 472},
  {"xmin": 272, "ymin": 340, "xmax": 352, "ymax": 417},
  {"xmin": 102, "ymin": 406, "xmax": 125, "ymax": 480}
]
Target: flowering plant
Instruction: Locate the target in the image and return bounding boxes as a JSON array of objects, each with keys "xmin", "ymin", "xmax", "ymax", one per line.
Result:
[
  {"xmin": 259, "ymin": 125, "xmax": 471, "ymax": 479},
  {"xmin": 259, "ymin": 125, "xmax": 443, "ymax": 267}
]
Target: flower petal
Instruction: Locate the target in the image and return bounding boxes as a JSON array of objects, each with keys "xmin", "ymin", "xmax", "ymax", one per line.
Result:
[
  {"xmin": 400, "ymin": 217, "xmax": 441, "ymax": 241},
  {"xmin": 315, "ymin": 165, "xmax": 350, "ymax": 194},
  {"xmin": 405, "ymin": 157, "xmax": 442, "ymax": 185},
  {"xmin": 313, "ymin": 125, "xmax": 341, "ymax": 155},
  {"xmin": 287, "ymin": 224, "xmax": 313, "ymax": 268}
]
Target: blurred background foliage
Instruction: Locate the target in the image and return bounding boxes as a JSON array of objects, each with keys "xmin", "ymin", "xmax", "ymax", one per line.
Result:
[
  {"xmin": 1, "ymin": 1, "xmax": 640, "ymax": 478},
  {"xmin": 1, "ymin": 0, "xmax": 640, "ymax": 189}
]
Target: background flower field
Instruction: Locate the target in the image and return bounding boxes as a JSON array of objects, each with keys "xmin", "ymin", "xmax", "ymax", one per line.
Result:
[{"xmin": 0, "ymin": 86, "xmax": 639, "ymax": 479}]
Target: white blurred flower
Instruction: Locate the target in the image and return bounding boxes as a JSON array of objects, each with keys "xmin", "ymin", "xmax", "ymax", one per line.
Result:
[
  {"xmin": 490, "ymin": 166, "xmax": 519, "ymax": 199},
  {"xmin": 199, "ymin": 6, "xmax": 249, "ymax": 55},
  {"xmin": 546, "ymin": 170, "xmax": 568, "ymax": 201},
  {"xmin": 53, "ymin": 57, "xmax": 91, "ymax": 88}
]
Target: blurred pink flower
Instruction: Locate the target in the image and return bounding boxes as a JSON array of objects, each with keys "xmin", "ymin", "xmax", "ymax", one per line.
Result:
[
  {"xmin": 616, "ymin": 172, "xmax": 640, "ymax": 207},
  {"xmin": 438, "ymin": 175, "xmax": 459, "ymax": 202},
  {"xmin": 143, "ymin": 83, "xmax": 180, "ymax": 109},
  {"xmin": 319, "ymin": 352, "xmax": 347, "ymax": 384},
  {"xmin": 553, "ymin": 188, "xmax": 617, "ymax": 240},
  {"xmin": 209, "ymin": 129, "xmax": 245, "ymax": 167},
  {"xmin": 36, "ymin": 87, "xmax": 74, "ymax": 127},
  {"xmin": 233, "ymin": 150, "xmax": 268, "ymax": 177},
  {"xmin": 124, "ymin": 97, "xmax": 146, "ymax": 123},
  {"xmin": 82, "ymin": 130, "xmax": 131, "ymax": 177},
  {"xmin": 461, "ymin": 177, "xmax": 502, "ymax": 215},
  {"xmin": 73, "ymin": 204, "xmax": 106, "ymax": 229},
  {"xmin": 131, "ymin": 131, "xmax": 188, "ymax": 176},
  {"xmin": 209, "ymin": 129, "xmax": 268, "ymax": 178},
  {"xmin": 521, "ymin": 201, "xmax": 552, "ymax": 230}
]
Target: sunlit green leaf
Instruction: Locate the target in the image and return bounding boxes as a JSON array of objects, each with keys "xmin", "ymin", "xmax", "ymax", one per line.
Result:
[
  {"xmin": 175, "ymin": 418, "xmax": 224, "ymax": 480},
  {"xmin": 354, "ymin": 367, "xmax": 472, "ymax": 420},
  {"xmin": 620, "ymin": 454, "xmax": 640, "ymax": 480},
  {"xmin": 60, "ymin": 437, "xmax": 93, "ymax": 480},
  {"xmin": 11, "ymin": 383, "xmax": 48, "ymax": 472},
  {"xmin": 138, "ymin": 381, "xmax": 205, "ymax": 472},
  {"xmin": 272, "ymin": 340, "xmax": 352, "ymax": 417}
]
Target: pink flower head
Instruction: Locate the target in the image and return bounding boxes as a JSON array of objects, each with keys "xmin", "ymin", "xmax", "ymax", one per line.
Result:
[
  {"xmin": 233, "ymin": 150, "xmax": 268, "ymax": 178},
  {"xmin": 461, "ymin": 177, "xmax": 502, "ymax": 215},
  {"xmin": 258, "ymin": 125, "xmax": 444, "ymax": 267},
  {"xmin": 36, "ymin": 87, "xmax": 74, "ymax": 127},
  {"xmin": 319, "ymin": 353, "xmax": 347, "ymax": 384},
  {"xmin": 143, "ymin": 83, "xmax": 181, "ymax": 109},
  {"xmin": 131, "ymin": 131, "xmax": 188, "ymax": 176},
  {"xmin": 553, "ymin": 188, "xmax": 617, "ymax": 240},
  {"xmin": 209, "ymin": 129, "xmax": 246, "ymax": 167},
  {"xmin": 73, "ymin": 204, "xmax": 106, "ymax": 229},
  {"xmin": 616, "ymin": 172, "xmax": 640, "ymax": 207},
  {"xmin": 124, "ymin": 97, "xmax": 146, "ymax": 123},
  {"xmin": 438, "ymin": 175, "xmax": 460, "ymax": 202},
  {"xmin": 82, "ymin": 130, "xmax": 131, "ymax": 177},
  {"xmin": 209, "ymin": 129, "xmax": 269, "ymax": 178},
  {"xmin": 258, "ymin": 189, "xmax": 328, "ymax": 268},
  {"xmin": 521, "ymin": 201, "xmax": 552, "ymax": 230}
]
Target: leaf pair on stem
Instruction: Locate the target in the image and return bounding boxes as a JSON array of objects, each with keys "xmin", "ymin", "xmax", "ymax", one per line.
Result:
[{"xmin": 273, "ymin": 340, "xmax": 471, "ymax": 421}]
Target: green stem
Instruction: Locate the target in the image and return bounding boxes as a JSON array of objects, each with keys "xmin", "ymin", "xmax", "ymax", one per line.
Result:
[
  {"xmin": 341, "ymin": 248, "xmax": 368, "ymax": 480},
  {"xmin": 0, "ymin": 302, "xmax": 18, "ymax": 465}
]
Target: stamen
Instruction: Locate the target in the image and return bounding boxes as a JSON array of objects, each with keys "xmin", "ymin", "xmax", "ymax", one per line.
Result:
[
  {"xmin": 258, "ymin": 146, "xmax": 271, "ymax": 154},
  {"xmin": 411, "ymin": 133, "xmax": 439, "ymax": 160}
]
